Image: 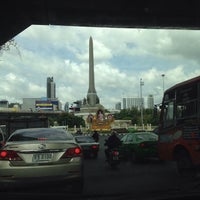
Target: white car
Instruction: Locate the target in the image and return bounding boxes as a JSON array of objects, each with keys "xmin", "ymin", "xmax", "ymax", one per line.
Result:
[
  {"xmin": 0, "ymin": 127, "xmax": 84, "ymax": 192},
  {"xmin": 0, "ymin": 127, "xmax": 5, "ymax": 149}
]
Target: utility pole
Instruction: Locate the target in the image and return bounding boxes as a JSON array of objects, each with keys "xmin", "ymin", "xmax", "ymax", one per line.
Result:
[
  {"xmin": 140, "ymin": 78, "xmax": 144, "ymax": 128},
  {"xmin": 161, "ymin": 74, "xmax": 165, "ymax": 94}
]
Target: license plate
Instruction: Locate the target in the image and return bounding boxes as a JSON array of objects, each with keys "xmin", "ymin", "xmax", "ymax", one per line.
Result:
[
  {"xmin": 32, "ymin": 153, "xmax": 53, "ymax": 162},
  {"xmin": 113, "ymin": 156, "xmax": 119, "ymax": 160},
  {"xmin": 82, "ymin": 146, "xmax": 90, "ymax": 150}
]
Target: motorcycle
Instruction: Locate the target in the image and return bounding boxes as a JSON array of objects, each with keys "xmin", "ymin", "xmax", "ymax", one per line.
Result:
[
  {"xmin": 105, "ymin": 139, "xmax": 120, "ymax": 168},
  {"xmin": 107, "ymin": 148, "xmax": 120, "ymax": 168}
]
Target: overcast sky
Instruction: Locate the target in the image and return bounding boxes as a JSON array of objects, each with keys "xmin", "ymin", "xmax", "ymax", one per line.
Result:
[{"xmin": 1, "ymin": 25, "xmax": 200, "ymax": 109}]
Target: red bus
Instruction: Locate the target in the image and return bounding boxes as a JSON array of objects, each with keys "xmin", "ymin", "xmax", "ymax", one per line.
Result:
[{"xmin": 158, "ymin": 75, "xmax": 200, "ymax": 176}]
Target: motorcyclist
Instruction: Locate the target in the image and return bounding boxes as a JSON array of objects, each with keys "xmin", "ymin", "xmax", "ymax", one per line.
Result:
[
  {"xmin": 92, "ymin": 130, "xmax": 99, "ymax": 142},
  {"xmin": 75, "ymin": 129, "xmax": 83, "ymax": 135},
  {"xmin": 104, "ymin": 130, "xmax": 122, "ymax": 160}
]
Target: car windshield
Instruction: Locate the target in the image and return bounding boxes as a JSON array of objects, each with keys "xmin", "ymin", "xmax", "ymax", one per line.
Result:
[{"xmin": 8, "ymin": 128, "xmax": 74, "ymax": 141}]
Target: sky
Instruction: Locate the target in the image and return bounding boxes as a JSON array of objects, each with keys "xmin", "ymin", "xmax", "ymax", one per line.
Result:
[{"xmin": 1, "ymin": 25, "xmax": 200, "ymax": 110}]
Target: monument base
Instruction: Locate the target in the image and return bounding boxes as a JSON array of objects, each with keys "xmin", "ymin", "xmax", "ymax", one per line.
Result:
[{"xmin": 80, "ymin": 104, "xmax": 104, "ymax": 114}]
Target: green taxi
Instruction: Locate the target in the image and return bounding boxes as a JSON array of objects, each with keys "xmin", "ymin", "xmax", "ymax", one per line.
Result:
[{"xmin": 119, "ymin": 131, "xmax": 158, "ymax": 162}]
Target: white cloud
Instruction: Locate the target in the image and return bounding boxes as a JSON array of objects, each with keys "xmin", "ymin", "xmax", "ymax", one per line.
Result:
[{"xmin": 1, "ymin": 25, "xmax": 200, "ymax": 109}]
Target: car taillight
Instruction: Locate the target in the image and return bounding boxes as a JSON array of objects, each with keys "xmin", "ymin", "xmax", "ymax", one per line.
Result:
[
  {"xmin": 112, "ymin": 151, "xmax": 119, "ymax": 156},
  {"xmin": 92, "ymin": 145, "xmax": 98, "ymax": 149},
  {"xmin": 0, "ymin": 150, "xmax": 22, "ymax": 161},
  {"xmin": 61, "ymin": 147, "xmax": 82, "ymax": 158},
  {"xmin": 140, "ymin": 143, "xmax": 145, "ymax": 148}
]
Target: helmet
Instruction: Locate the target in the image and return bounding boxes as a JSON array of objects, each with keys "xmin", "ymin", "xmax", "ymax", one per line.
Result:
[{"xmin": 112, "ymin": 130, "xmax": 117, "ymax": 135}]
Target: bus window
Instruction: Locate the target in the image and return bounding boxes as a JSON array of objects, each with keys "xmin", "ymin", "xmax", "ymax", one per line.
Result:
[
  {"xmin": 176, "ymin": 101, "xmax": 197, "ymax": 119},
  {"xmin": 176, "ymin": 84, "xmax": 198, "ymax": 122},
  {"xmin": 176, "ymin": 105, "xmax": 186, "ymax": 119},
  {"xmin": 162, "ymin": 101, "xmax": 174, "ymax": 128}
]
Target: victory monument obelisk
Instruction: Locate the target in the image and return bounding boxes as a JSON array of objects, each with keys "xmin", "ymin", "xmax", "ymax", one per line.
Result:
[
  {"xmin": 80, "ymin": 36, "xmax": 104, "ymax": 113},
  {"xmin": 79, "ymin": 37, "xmax": 114, "ymax": 131},
  {"xmin": 87, "ymin": 36, "xmax": 100, "ymax": 106}
]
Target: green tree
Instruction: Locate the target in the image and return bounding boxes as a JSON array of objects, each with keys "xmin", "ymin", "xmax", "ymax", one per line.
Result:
[
  {"xmin": 114, "ymin": 107, "xmax": 160, "ymax": 126},
  {"xmin": 9, "ymin": 103, "xmax": 22, "ymax": 109},
  {"xmin": 0, "ymin": 39, "xmax": 21, "ymax": 57},
  {"xmin": 55, "ymin": 113, "xmax": 85, "ymax": 128}
]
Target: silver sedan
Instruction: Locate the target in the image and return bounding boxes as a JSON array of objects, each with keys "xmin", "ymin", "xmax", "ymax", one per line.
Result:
[{"xmin": 0, "ymin": 128, "xmax": 84, "ymax": 192}]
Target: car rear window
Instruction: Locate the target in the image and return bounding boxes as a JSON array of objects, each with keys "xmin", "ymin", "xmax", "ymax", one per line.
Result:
[
  {"xmin": 8, "ymin": 128, "xmax": 74, "ymax": 141},
  {"xmin": 75, "ymin": 136, "xmax": 95, "ymax": 143},
  {"xmin": 135, "ymin": 133, "xmax": 158, "ymax": 141}
]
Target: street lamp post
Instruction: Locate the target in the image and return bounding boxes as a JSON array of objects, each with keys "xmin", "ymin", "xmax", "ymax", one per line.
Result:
[
  {"xmin": 161, "ymin": 74, "xmax": 165, "ymax": 94},
  {"xmin": 140, "ymin": 78, "xmax": 144, "ymax": 128}
]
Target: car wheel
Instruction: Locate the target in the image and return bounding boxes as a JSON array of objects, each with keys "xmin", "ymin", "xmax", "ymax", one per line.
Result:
[{"xmin": 175, "ymin": 149, "xmax": 196, "ymax": 178}]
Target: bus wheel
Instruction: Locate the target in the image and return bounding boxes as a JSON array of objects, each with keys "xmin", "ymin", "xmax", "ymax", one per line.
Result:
[{"xmin": 175, "ymin": 149, "xmax": 196, "ymax": 178}]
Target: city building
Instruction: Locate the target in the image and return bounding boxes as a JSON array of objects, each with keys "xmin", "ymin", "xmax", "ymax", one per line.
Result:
[
  {"xmin": 115, "ymin": 102, "xmax": 121, "ymax": 110},
  {"xmin": 47, "ymin": 77, "xmax": 56, "ymax": 99},
  {"xmin": 147, "ymin": 94, "xmax": 154, "ymax": 109},
  {"xmin": 22, "ymin": 97, "xmax": 62, "ymax": 112},
  {"xmin": 19, "ymin": 77, "xmax": 61, "ymax": 112},
  {"xmin": 0, "ymin": 100, "xmax": 20, "ymax": 112},
  {"xmin": 122, "ymin": 98, "xmax": 126, "ymax": 109},
  {"xmin": 69, "ymin": 100, "xmax": 82, "ymax": 112},
  {"xmin": 122, "ymin": 97, "xmax": 143, "ymax": 110},
  {"xmin": 0, "ymin": 100, "xmax": 9, "ymax": 108},
  {"xmin": 22, "ymin": 98, "xmax": 40, "ymax": 111},
  {"xmin": 64, "ymin": 102, "xmax": 69, "ymax": 112}
]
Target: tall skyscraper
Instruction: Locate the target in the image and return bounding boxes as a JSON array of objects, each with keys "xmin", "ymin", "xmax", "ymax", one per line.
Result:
[
  {"xmin": 147, "ymin": 94, "xmax": 154, "ymax": 109},
  {"xmin": 47, "ymin": 77, "xmax": 56, "ymax": 99},
  {"xmin": 122, "ymin": 98, "xmax": 127, "ymax": 109},
  {"xmin": 115, "ymin": 102, "xmax": 121, "ymax": 110}
]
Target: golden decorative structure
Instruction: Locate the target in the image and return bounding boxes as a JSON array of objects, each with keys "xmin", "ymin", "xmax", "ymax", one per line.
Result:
[{"xmin": 87, "ymin": 109, "xmax": 114, "ymax": 131}]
